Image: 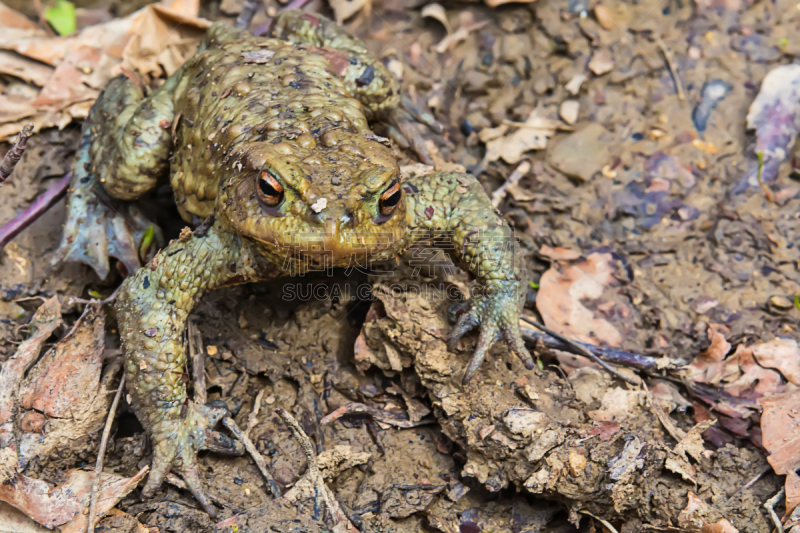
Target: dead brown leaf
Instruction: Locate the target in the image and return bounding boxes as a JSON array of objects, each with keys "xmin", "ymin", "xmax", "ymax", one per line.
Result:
[
  {"xmin": 759, "ymin": 388, "xmax": 800, "ymax": 476},
  {"xmin": 15, "ymin": 305, "xmax": 120, "ymax": 468},
  {"xmin": 58, "ymin": 467, "xmax": 149, "ymax": 533},
  {"xmin": 0, "ymin": 0, "xmax": 209, "ymax": 141},
  {"xmin": 752, "ymin": 338, "xmax": 800, "ymax": 385},
  {"xmin": 536, "ymin": 252, "xmax": 623, "ymax": 347},
  {"xmin": 0, "ymin": 297, "xmax": 61, "ymax": 449},
  {"xmin": 665, "ymin": 420, "xmax": 715, "ymax": 484},
  {"xmin": 0, "ymin": 473, "xmax": 80, "ymax": 528}
]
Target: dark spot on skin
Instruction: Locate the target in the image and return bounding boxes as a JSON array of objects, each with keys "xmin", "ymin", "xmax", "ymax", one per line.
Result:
[
  {"xmin": 143, "ymin": 276, "xmax": 150, "ymax": 289},
  {"xmin": 349, "ymin": 56, "xmax": 358, "ymax": 65},
  {"xmin": 356, "ymin": 64, "xmax": 375, "ymax": 86},
  {"xmin": 425, "ymin": 206, "xmax": 435, "ymax": 219},
  {"xmin": 167, "ymin": 248, "xmax": 184, "ymax": 256},
  {"xmin": 144, "ymin": 328, "xmax": 157, "ymax": 337}
]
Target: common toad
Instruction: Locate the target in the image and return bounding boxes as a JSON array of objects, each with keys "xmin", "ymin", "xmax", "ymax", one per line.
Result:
[{"xmin": 53, "ymin": 11, "xmax": 533, "ymax": 516}]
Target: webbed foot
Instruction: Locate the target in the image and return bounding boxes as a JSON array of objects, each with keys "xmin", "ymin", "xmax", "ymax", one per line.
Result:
[
  {"xmin": 52, "ymin": 177, "xmax": 162, "ymax": 279},
  {"xmin": 448, "ymin": 285, "xmax": 534, "ymax": 384},
  {"xmin": 143, "ymin": 400, "xmax": 244, "ymax": 518}
]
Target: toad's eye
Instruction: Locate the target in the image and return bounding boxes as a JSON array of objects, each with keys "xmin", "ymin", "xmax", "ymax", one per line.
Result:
[
  {"xmin": 257, "ymin": 170, "xmax": 284, "ymax": 207},
  {"xmin": 379, "ymin": 180, "xmax": 401, "ymax": 217}
]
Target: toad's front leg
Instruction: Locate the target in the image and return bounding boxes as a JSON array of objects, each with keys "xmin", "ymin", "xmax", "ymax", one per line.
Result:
[
  {"xmin": 404, "ymin": 172, "xmax": 534, "ymax": 384},
  {"xmin": 116, "ymin": 222, "xmax": 258, "ymax": 517}
]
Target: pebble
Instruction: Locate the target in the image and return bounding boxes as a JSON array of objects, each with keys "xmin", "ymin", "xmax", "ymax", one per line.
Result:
[
  {"xmin": 560, "ymin": 99, "xmax": 580, "ymax": 125},
  {"xmin": 594, "ymin": 5, "xmax": 615, "ymax": 30}
]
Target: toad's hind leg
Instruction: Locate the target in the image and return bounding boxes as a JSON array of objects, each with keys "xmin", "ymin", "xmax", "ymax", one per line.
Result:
[
  {"xmin": 271, "ymin": 10, "xmax": 401, "ymax": 120},
  {"xmin": 53, "ymin": 74, "xmax": 174, "ymax": 278}
]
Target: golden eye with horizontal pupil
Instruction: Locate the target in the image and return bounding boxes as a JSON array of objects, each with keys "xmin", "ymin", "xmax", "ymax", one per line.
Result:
[
  {"xmin": 379, "ymin": 180, "xmax": 401, "ymax": 217},
  {"xmin": 257, "ymin": 170, "xmax": 284, "ymax": 207}
]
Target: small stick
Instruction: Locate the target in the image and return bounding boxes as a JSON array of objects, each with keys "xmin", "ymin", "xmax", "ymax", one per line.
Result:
[
  {"xmin": 187, "ymin": 321, "xmax": 206, "ymax": 405},
  {"xmin": 763, "ymin": 487, "xmax": 785, "ymax": 533},
  {"xmin": 221, "ymin": 417, "xmax": 281, "ymax": 497},
  {"xmin": 727, "ymin": 465, "xmax": 772, "ymax": 501},
  {"xmin": 276, "ymin": 408, "xmax": 332, "ymax": 515},
  {"xmin": 87, "ymin": 372, "xmax": 126, "ymax": 533},
  {"xmin": 66, "ymin": 285, "xmax": 121, "ymax": 307},
  {"xmin": 0, "ymin": 124, "xmax": 34, "ymax": 184},
  {"xmin": 579, "ymin": 510, "xmax": 619, "ymax": 533},
  {"xmin": 655, "ymin": 36, "xmax": 685, "ymax": 101},
  {"xmin": 0, "ymin": 172, "xmax": 71, "ymax": 249},
  {"xmin": 519, "ymin": 326, "xmax": 676, "ymax": 371},
  {"xmin": 276, "ymin": 408, "xmax": 359, "ymax": 533},
  {"xmin": 520, "ymin": 317, "xmax": 641, "ymax": 385},
  {"xmin": 246, "ymin": 387, "xmax": 266, "ymax": 438}
]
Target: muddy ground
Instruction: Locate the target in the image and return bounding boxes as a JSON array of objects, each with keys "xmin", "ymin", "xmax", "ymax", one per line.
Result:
[{"xmin": 1, "ymin": 0, "xmax": 799, "ymax": 531}]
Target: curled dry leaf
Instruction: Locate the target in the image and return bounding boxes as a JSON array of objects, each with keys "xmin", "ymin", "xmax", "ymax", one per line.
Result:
[
  {"xmin": 665, "ymin": 420, "xmax": 715, "ymax": 483},
  {"xmin": 536, "ymin": 252, "xmax": 624, "ymax": 347},
  {"xmin": 480, "ymin": 108, "xmax": 560, "ymax": 166},
  {"xmin": 421, "ymin": 3, "xmax": 451, "ymax": 33}
]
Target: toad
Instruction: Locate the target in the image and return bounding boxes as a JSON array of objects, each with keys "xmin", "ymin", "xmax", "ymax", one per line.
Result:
[{"xmin": 53, "ymin": 11, "xmax": 533, "ymax": 516}]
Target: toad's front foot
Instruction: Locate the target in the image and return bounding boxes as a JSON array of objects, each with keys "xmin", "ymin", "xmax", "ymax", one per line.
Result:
[
  {"xmin": 53, "ymin": 185, "xmax": 161, "ymax": 279},
  {"xmin": 143, "ymin": 400, "xmax": 243, "ymax": 518},
  {"xmin": 448, "ymin": 284, "xmax": 534, "ymax": 384}
]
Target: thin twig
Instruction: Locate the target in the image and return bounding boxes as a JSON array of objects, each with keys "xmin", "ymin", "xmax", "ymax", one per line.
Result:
[
  {"xmin": 66, "ymin": 285, "xmax": 121, "ymax": 307},
  {"xmin": 655, "ymin": 37, "xmax": 685, "ymax": 101},
  {"xmin": 519, "ymin": 326, "xmax": 675, "ymax": 371},
  {"xmin": 221, "ymin": 417, "xmax": 281, "ymax": 497},
  {"xmin": 276, "ymin": 408, "xmax": 332, "ymax": 515},
  {"xmin": 727, "ymin": 465, "xmax": 773, "ymax": 501},
  {"xmin": 246, "ymin": 387, "xmax": 266, "ymax": 438},
  {"xmin": 276, "ymin": 407, "xmax": 359, "ymax": 533},
  {"xmin": 87, "ymin": 372, "xmax": 126, "ymax": 533},
  {"xmin": 0, "ymin": 172, "xmax": 71, "ymax": 249},
  {"xmin": 764, "ymin": 487, "xmax": 785, "ymax": 533},
  {"xmin": 0, "ymin": 124, "xmax": 34, "ymax": 184},
  {"xmin": 579, "ymin": 510, "xmax": 619, "ymax": 533},
  {"xmin": 520, "ymin": 317, "xmax": 641, "ymax": 385}
]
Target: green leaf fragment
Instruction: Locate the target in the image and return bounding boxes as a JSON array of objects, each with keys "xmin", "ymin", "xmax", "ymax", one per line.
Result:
[
  {"xmin": 139, "ymin": 225, "xmax": 155, "ymax": 261},
  {"xmin": 536, "ymin": 359, "xmax": 544, "ymax": 371},
  {"xmin": 529, "ymin": 281, "xmax": 539, "ymax": 290},
  {"xmin": 44, "ymin": 0, "xmax": 76, "ymax": 36},
  {"xmin": 795, "ymin": 293, "xmax": 800, "ymax": 312},
  {"xmin": 89, "ymin": 290, "xmax": 102, "ymax": 299}
]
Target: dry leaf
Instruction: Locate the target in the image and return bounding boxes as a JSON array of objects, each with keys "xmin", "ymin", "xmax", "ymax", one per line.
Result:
[
  {"xmin": 759, "ymin": 388, "xmax": 800, "ymax": 476},
  {"xmin": 421, "ymin": 3, "xmax": 451, "ymax": 33},
  {"xmin": 58, "ymin": 467, "xmax": 149, "ymax": 533},
  {"xmin": 481, "ymin": 108, "xmax": 559, "ymax": 165},
  {"xmin": 536, "ymin": 252, "xmax": 623, "ymax": 347},
  {"xmin": 15, "ymin": 306, "xmax": 119, "ymax": 468},
  {"xmin": 0, "ymin": 473, "xmax": 80, "ymax": 528},
  {"xmin": 665, "ymin": 420, "xmax": 715, "ymax": 483},
  {"xmin": 751, "ymin": 338, "xmax": 800, "ymax": 385},
  {"xmin": 0, "ymin": 297, "xmax": 62, "ymax": 449}
]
